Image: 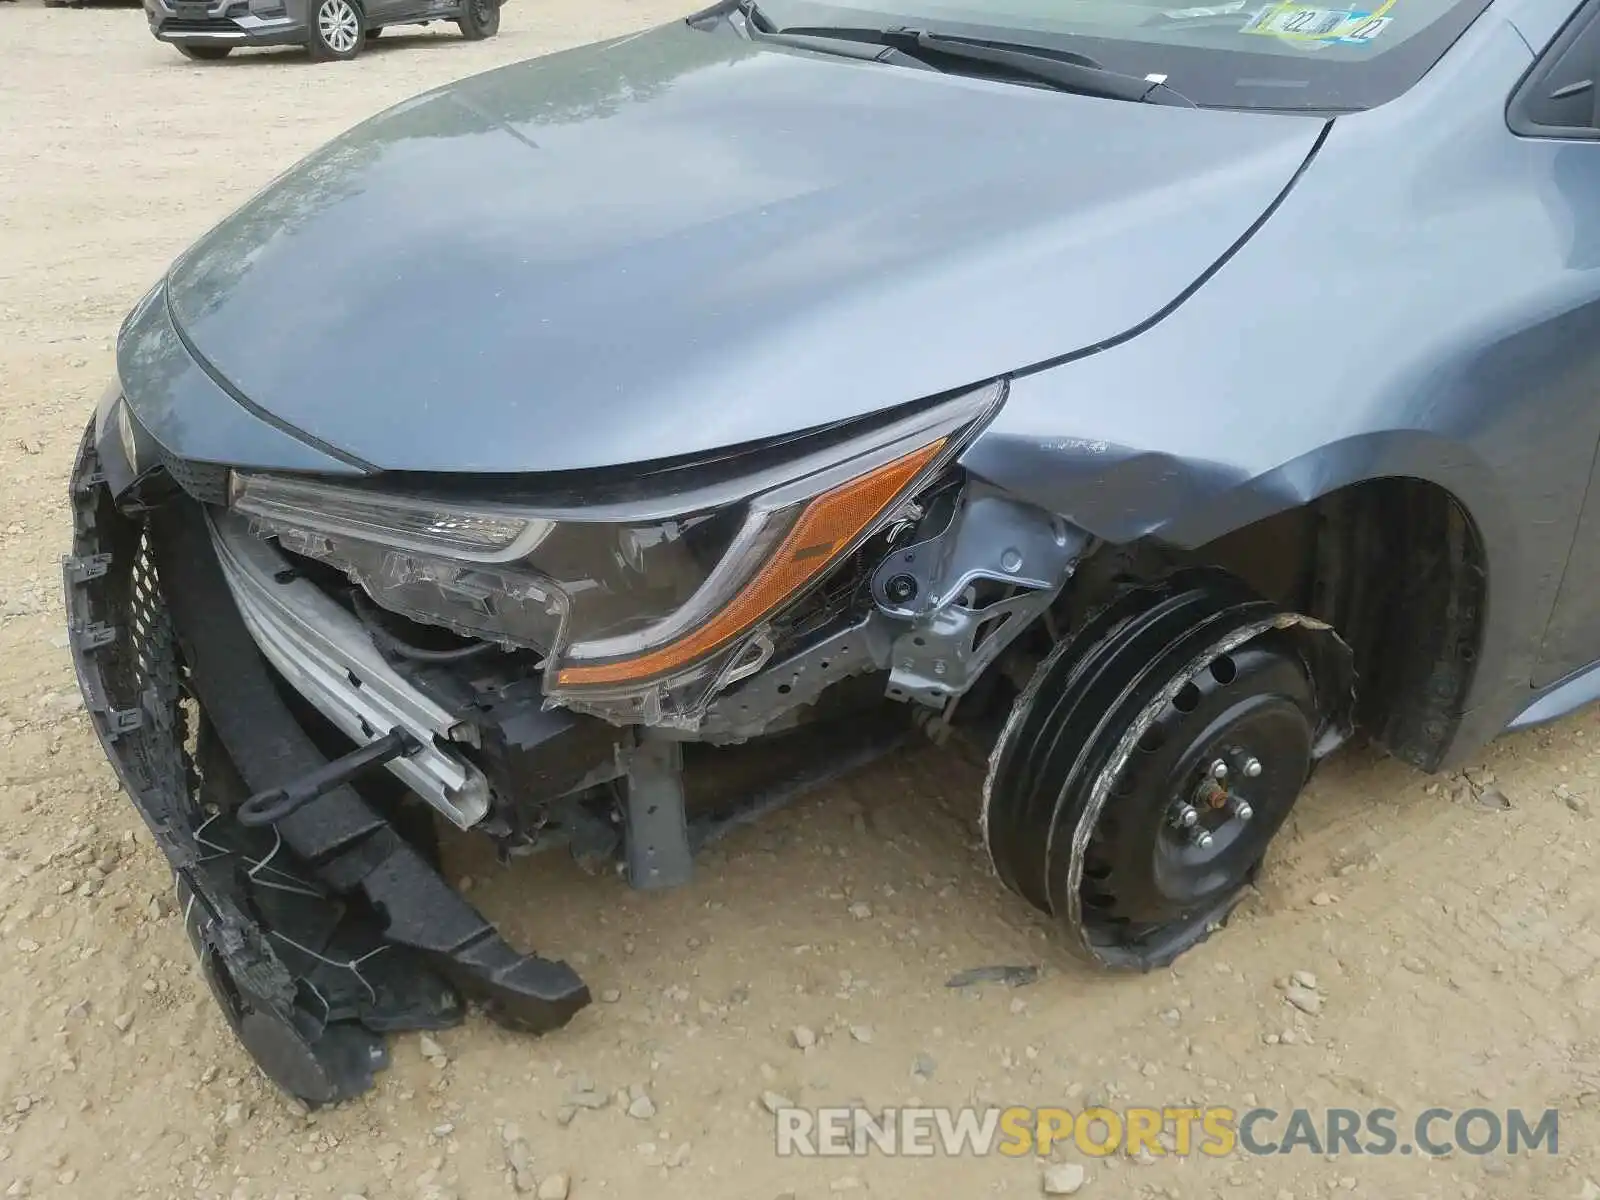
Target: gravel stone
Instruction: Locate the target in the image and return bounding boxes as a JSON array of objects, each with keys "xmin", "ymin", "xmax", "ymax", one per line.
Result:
[
  {"xmin": 1042, "ymin": 1163, "xmax": 1086, "ymax": 1194},
  {"xmin": 1285, "ymin": 986, "xmax": 1322, "ymax": 1015}
]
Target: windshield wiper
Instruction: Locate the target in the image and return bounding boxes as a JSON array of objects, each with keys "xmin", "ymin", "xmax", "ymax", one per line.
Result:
[{"xmin": 744, "ymin": 15, "xmax": 1194, "ymax": 107}]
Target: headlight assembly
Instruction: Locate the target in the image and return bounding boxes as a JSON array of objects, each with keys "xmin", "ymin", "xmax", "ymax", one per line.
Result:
[
  {"xmin": 230, "ymin": 382, "xmax": 1003, "ymax": 722},
  {"xmin": 226, "ymin": 477, "xmax": 549, "ymax": 559}
]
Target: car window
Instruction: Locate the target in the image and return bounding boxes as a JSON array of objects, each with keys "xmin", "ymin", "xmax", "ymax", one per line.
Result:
[{"xmin": 756, "ymin": 0, "xmax": 1494, "ymax": 109}]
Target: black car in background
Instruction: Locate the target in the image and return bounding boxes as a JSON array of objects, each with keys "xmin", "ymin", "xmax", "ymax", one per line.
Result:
[{"xmin": 144, "ymin": 0, "xmax": 499, "ymax": 60}]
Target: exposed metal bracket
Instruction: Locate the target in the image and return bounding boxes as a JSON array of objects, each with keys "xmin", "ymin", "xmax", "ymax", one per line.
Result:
[
  {"xmin": 875, "ymin": 487, "xmax": 1089, "ymax": 707},
  {"xmin": 621, "ymin": 732, "xmax": 693, "ymax": 890},
  {"xmin": 872, "ymin": 484, "xmax": 1085, "ymax": 618},
  {"xmin": 699, "ymin": 614, "xmax": 894, "ymax": 743},
  {"xmin": 886, "ymin": 588, "xmax": 1060, "ymax": 708}
]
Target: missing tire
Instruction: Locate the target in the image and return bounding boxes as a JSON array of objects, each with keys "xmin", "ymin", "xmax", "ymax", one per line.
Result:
[{"xmin": 982, "ymin": 568, "xmax": 1355, "ymax": 970}]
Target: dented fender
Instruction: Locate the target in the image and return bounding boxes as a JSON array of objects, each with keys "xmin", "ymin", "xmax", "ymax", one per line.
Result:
[{"xmin": 961, "ymin": 16, "xmax": 1600, "ymax": 763}]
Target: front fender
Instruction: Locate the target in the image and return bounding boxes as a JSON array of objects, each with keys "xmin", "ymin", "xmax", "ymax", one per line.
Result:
[
  {"xmin": 959, "ymin": 15, "xmax": 1600, "ymax": 763},
  {"xmin": 960, "ymin": 427, "xmax": 1515, "ymax": 560},
  {"xmin": 960, "ymin": 386, "xmax": 1563, "ymax": 772}
]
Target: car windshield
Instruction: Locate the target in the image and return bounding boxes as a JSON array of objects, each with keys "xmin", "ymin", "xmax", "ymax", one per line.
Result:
[{"xmin": 751, "ymin": 0, "xmax": 1491, "ymax": 109}]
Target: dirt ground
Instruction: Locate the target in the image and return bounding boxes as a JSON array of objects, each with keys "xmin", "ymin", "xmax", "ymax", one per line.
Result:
[{"xmin": 3, "ymin": 4, "xmax": 1600, "ymax": 1198}]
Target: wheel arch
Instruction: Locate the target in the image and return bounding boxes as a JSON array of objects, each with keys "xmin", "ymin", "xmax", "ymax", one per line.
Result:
[
  {"xmin": 965, "ymin": 431, "xmax": 1518, "ymax": 772},
  {"xmin": 1188, "ymin": 473, "xmax": 1491, "ymax": 773}
]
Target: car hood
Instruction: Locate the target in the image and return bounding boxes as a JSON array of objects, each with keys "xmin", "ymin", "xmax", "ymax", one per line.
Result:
[{"xmin": 148, "ymin": 20, "xmax": 1324, "ymax": 474}]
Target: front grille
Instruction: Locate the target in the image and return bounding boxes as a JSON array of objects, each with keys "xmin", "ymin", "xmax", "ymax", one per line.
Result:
[{"xmin": 162, "ymin": 16, "xmax": 239, "ymax": 29}]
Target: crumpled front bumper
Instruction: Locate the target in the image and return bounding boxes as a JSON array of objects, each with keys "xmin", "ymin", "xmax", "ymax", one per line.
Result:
[{"xmin": 63, "ymin": 420, "xmax": 590, "ymax": 1104}]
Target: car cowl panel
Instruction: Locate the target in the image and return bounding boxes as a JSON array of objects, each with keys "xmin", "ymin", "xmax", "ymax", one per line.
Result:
[{"xmin": 143, "ymin": 19, "xmax": 1325, "ymax": 475}]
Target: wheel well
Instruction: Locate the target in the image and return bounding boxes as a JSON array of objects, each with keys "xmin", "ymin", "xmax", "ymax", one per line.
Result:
[{"xmin": 1168, "ymin": 478, "xmax": 1487, "ymax": 771}]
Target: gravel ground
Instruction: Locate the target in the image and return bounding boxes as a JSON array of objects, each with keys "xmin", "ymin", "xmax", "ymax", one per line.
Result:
[{"xmin": 4, "ymin": 4, "xmax": 1600, "ymax": 1198}]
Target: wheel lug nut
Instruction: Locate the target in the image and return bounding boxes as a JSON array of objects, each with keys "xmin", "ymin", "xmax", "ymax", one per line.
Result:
[
  {"xmin": 1242, "ymin": 756, "xmax": 1262, "ymax": 778},
  {"xmin": 1209, "ymin": 759, "xmax": 1229, "ymax": 780},
  {"xmin": 1171, "ymin": 803, "xmax": 1199, "ymax": 829},
  {"xmin": 1190, "ymin": 827, "xmax": 1215, "ymax": 850},
  {"xmin": 1230, "ymin": 797, "xmax": 1254, "ymax": 822}
]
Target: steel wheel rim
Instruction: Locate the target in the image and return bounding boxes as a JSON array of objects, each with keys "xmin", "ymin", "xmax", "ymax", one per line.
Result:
[
  {"xmin": 983, "ymin": 567, "xmax": 1353, "ymax": 970},
  {"xmin": 318, "ymin": 0, "xmax": 359, "ymax": 52},
  {"xmin": 1142, "ymin": 692, "xmax": 1313, "ymax": 912},
  {"xmin": 1074, "ymin": 641, "xmax": 1315, "ymax": 930}
]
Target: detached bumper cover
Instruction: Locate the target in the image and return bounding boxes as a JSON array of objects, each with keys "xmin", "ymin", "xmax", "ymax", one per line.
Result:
[{"xmin": 64, "ymin": 424, "xmax": 590, "ymax": 1104}]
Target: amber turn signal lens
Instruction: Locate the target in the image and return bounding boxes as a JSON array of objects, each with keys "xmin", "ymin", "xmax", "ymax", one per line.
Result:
[{"xmin": 555, "ymin": 439, "xmax": 946, "ymax": 688}]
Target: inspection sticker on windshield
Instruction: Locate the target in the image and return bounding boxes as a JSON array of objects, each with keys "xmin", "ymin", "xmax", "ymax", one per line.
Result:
[
  {"xmin": 1162, "ymin": 1, "xmax": 1247, "ymax": 17},
  {"xmin": 1242, "ymin": 4, "xmax": 1393, "ymax": 41}
]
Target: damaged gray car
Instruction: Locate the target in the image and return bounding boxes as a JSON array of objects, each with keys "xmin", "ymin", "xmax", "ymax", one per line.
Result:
[{"xmin": 64, "ymin": 0, "xmax": 1600, "ymax": 1103}]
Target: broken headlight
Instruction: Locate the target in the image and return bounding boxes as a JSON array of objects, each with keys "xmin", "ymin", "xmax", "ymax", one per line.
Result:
[{"xmin": 230, "ymin": 383, "xmax": 1001, "ymax": 722}]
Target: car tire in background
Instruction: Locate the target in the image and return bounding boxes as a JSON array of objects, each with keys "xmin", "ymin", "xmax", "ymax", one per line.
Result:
[
  {"xmin": 457, "ymin": 0, "xmax": 499, "ymax": 40},
  {"xmin": 366, "ymin": 25, "xmax": 382, "ymax": 39},
  {"xmin": 308, "ymin": 0, "xmax": 364, "ymax": 60},
  {"xmin": 176, "ymin": 44, "xmax": 234, "ymax": 60}
]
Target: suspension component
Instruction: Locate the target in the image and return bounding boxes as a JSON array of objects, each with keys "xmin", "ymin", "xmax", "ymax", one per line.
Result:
[{"xmin": 1195, "ymin": 778, "xmax": 1229, "ymax": 810}]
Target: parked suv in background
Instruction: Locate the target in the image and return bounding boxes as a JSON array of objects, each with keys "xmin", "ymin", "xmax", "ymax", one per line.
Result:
[{"xmin": 145, "ymin": 0, "xmax": 499, "ymax": 61}]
